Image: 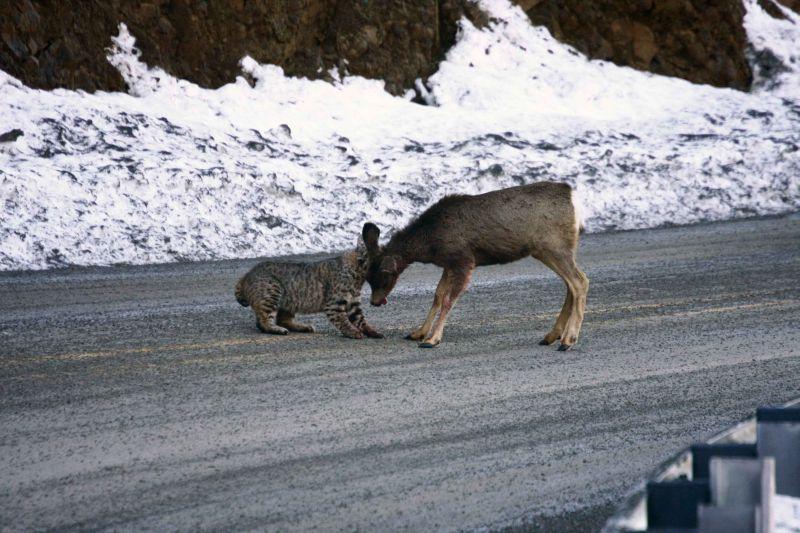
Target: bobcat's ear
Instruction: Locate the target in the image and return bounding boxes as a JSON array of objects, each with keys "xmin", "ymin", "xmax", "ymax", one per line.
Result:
[{"xmin": 362, "ymin": 223, "xmax": 380, "ymax": 255}]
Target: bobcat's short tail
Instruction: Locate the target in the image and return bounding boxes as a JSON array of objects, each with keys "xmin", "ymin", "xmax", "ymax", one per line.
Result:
[{"xmin": 235, "ymin": 277, "xmax": 249, "ymax": 307}]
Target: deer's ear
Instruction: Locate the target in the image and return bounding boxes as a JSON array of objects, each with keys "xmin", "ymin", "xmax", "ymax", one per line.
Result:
[{"xmin": 362, "ymin": 223, "xmax": 380, "ymax": 254}]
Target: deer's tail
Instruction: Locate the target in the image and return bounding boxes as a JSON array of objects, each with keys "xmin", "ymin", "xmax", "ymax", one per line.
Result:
[{"xmin": 571, "ymin": 186, "xmax": 586, "ymax": 235}]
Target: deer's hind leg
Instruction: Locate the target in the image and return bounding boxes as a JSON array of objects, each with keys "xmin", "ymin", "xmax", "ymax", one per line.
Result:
[
  {"xmin": 276, "ymin": 309, "xmax": 315, "ymax": 333},
  {"xmin": 559, "ymin": 257, "xmax": 589, "ymax": 351},
  {"xmin": 532, "ymin": 251, "xmax": 573, "ymax": 346},
  {"xmin": 407, "ymin": 269, "xmax": 451, "ymax": 341},
  {"xmin": 538, "ymin": 251, "xmax": 588, "ymax": 351},
  {"xmin": 252, "ymin": 282, "xmax": 289, "ymax": 335},
  {"xmin": 538, "ymin": 285, "xmax": 573, "ymax": 346}
]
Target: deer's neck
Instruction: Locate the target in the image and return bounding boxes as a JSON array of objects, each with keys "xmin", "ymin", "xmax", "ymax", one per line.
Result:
[{"xmin": 386, "ymin": 228, "xmax": 429, "ymax": 267}]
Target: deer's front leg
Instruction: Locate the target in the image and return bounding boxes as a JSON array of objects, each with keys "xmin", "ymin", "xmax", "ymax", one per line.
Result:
[
  {"xmin": 325, "ymin": 298, "xmax": 364, "ymax": 339},
  {"xmin": 348, "ymin": 300, "xmax": 384, "ymax": 338},
  {"xmin": 420, "ymin": 265, "xmax": 473, "ymax": 348},
  {"xmin": 406, "ymin": 270, "xmax": 450, "ymax": 341}
]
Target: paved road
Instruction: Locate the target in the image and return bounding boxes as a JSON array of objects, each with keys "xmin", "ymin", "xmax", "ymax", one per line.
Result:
[{"xmin": 1, "ymin": 215, "xmax": 799, "ymax": 532}]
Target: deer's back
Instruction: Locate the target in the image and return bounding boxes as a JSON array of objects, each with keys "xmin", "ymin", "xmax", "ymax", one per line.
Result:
[{"xmin": 417, "ymin": 182, "xmax": 578, "ymax": 266}]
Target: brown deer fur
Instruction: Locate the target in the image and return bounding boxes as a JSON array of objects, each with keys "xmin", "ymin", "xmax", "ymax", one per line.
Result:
[{"xmin": 362, "ymin": 181, "xmax": 588, "ymax": 350}]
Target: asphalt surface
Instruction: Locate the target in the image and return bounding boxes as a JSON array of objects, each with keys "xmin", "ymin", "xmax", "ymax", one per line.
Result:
[{"xmin": 1, "ymin": 215, "xmax": 799, "ymax": 532}]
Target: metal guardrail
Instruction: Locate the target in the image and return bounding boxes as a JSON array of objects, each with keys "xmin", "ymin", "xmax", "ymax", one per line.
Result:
[{"xmin": 603, "ymin": 398, "xmax": 800, "ymax": 533}]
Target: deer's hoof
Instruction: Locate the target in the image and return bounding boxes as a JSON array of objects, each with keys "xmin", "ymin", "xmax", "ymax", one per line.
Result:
[
  {"xmin": 538, "ymin": 338, "xmax": 550, "ymax": 345},
  {"xmin": 557, "ymin": 343, "xmax": 571, "ymax": 351},
  {"xmin": 418, "ymin": 341, "xmax": 439, "ymax": 349}
]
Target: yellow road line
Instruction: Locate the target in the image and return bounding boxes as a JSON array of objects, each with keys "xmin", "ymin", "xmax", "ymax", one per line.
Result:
[
  {"xmin": 470, "ymin": 299, "xmax": 799, "ymax": 328},
  {"xmin": 4, "ymin": 296, "xmax": 798, "ymax": 365},
  {"xmin": 4, "ymin": 335, "xmax": 305, "ymax": 363},
  {"xmin": 627, "ymin": 300, "xmax": 798, "ymax": 321}
]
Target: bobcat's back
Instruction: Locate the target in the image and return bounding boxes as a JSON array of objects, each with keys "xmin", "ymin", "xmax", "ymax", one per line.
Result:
[{"xmin": 234, "ymin": 249, "xmax": 369, "ymax": 315}]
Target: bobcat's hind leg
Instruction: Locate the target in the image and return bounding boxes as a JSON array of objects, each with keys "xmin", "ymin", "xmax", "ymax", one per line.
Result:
[
  {"xmin": 254, "ymin": 305, "xmax": 288, "ymax": 335},
  {"xmin": 277, "ymin": 309, "xmax": 315, "ymax": 333},
  {"xmin": 252, "ymin": 283, "xmax": 288, "ymax": 335}
]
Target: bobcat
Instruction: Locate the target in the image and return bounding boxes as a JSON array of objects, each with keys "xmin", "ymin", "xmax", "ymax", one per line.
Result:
[{"xmin": 234, "ymin": 233, "xmax": 383, "ymax": 339}]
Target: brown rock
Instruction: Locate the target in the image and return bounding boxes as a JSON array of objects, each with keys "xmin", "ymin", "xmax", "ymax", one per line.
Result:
[
  {"xmin": 759, "ymin": 0, "xmax": 786, "ymax": 17},
  {"xmin": 362, "ymin": 25, "xmax": 381, "ymax": 48},
  {"xmin": 778, "ymin": 0, "xmax": 800, "ymax": 13},
  {"xmin": 136, "ymin": 3, "xmax": 158, "ymax": 20},
  {"xmin": 760, "ymin": 0, "xmax": 800, "ymax": 17},
  {"xmin": 516, "ymin": 0, "xmax": 544, "ymax": 10},
  {"xmin": 631, "ymin": 22, "xmax": 657, "ymax": 66},
  {"xmin": 522, "ymin": 0, "xmax": 752, "ymax": 90}
]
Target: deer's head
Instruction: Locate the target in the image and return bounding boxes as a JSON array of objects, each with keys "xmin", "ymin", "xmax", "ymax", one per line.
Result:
[{"xmin": 362, "ymin": 223, "xmax": 402, "ymax": 307}]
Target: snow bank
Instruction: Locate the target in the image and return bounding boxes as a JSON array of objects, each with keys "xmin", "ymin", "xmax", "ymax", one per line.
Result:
[{"xmin": 0, "ymin": 0, "xmax": 798, "ymax": 270}]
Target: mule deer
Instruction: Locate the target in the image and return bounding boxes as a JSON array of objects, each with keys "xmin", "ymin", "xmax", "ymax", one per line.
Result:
[{"xmin": 362, "ymin": 181, "xmax": 588, "ymax": 350}]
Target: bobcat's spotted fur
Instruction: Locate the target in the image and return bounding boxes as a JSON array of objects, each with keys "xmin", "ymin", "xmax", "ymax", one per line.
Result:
[{"xmin": 234, "ymin": 239, "xmax": 383, "ymax": 339}]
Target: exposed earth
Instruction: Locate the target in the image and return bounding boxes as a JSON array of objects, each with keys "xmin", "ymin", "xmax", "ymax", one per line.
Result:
[{"xmin": 6, "ymin": 0, "xmax": 797, "ymax": 94}]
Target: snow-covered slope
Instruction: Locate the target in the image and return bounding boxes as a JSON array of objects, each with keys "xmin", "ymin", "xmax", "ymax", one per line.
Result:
[{"xmin": 1, "ymin": 0, "xmax": 798, "ymax": 271}]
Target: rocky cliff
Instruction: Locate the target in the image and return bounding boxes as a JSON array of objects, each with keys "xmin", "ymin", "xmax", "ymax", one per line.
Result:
[
  {"xmin": 520, "ymin": 0, "xmax": 753, "ymax": 90},
  {"xmin": 0, "ymin": 0, "xmax": 795, "ymax": 95}
]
